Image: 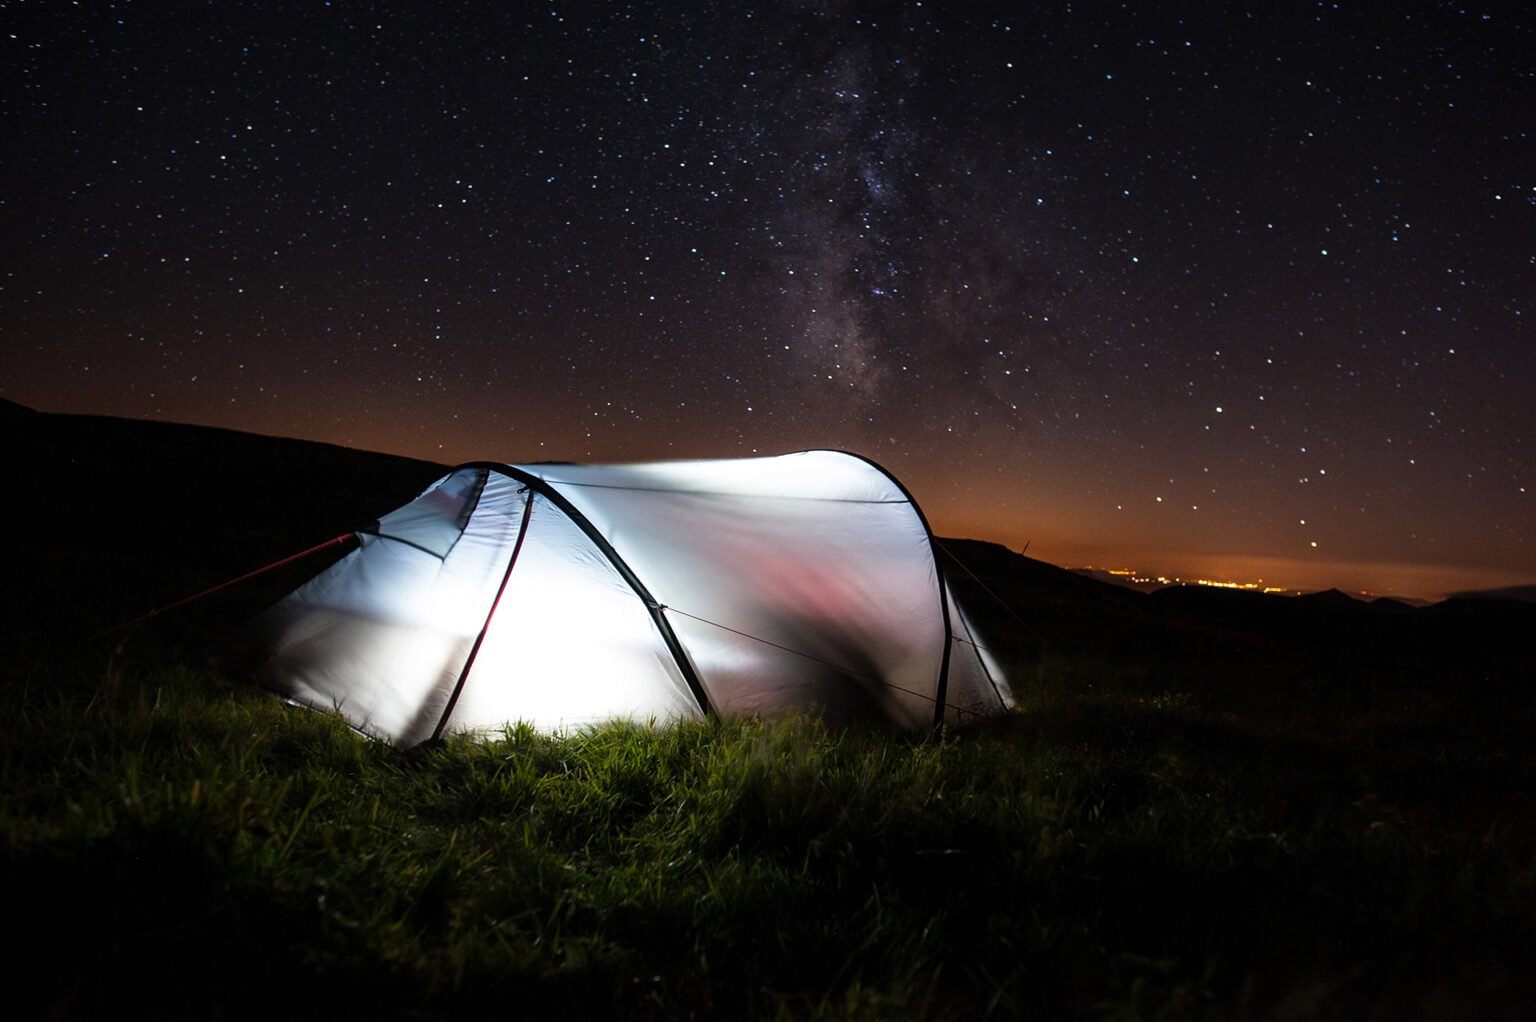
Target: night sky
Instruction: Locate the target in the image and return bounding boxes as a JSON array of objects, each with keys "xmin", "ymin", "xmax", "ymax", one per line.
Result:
[{"xmin": 4, "ymin": 2, "xmax": 1532, "ymax": 599}]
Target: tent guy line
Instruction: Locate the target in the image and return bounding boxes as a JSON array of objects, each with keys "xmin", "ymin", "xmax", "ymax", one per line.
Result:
[
  {"xmin": 933, "ymin": 535, "xmax": 1056, "ymax": 658},
  {"xmin": 661, "ymin": 605, "xmax": 938, "ymax": 710},
  {"xmin": 19, "ymin": 532, "xmax": 358, "ymax": 671}
]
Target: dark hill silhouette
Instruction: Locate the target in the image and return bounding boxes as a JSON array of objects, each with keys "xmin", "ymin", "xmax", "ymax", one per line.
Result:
[
  {"xmin": 1447, "ymin": 584, "xmax": 1536, "ymax": 604},
  {"xmin": 919, "ymin": 546, "xmax": 1536, "ymax": 703},
  {"xmin": 6, "ymin": 403, "xmax": 1532, "ymax": 695},
  {"xmin": 1294, "ymin": 587, "xmax": 1366, "ymax": 609},
  {"xmin": 0, "ymin": 396, "xmax": 40, "ymax": 423},
  {"xmin": 5, "ymin": 402, "xmax": 445, "ymax": 652}
]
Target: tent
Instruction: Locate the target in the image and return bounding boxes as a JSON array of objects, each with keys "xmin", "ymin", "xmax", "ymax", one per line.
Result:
[{"xmin": 242, "ymin": 451, "xmax": 1013, "ymax": 744}]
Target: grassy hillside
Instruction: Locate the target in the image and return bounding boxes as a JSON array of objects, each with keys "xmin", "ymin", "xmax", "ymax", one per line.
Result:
[
  {"xmin": 3, "ymin": 406, "xmax": 1534, "ymax": 1018},
  {"xmin": 4, "ymin": 401, "xmax": 446, "ymax": 655}
]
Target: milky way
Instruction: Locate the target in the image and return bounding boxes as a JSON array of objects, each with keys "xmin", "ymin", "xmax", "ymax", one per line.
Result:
[{"xmin": 4, "ymin": 2, "xmax": 1532, "ymax": 598}]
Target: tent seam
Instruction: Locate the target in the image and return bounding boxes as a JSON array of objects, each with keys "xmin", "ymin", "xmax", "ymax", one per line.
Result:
[{"xmin": 530, "ymin": 478, "xmax": 912, "ymax": 503}]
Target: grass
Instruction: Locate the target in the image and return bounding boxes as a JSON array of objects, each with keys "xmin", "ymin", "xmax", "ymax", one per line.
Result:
[{"xmin": 5, "ymin": 634, "xmax": 1534, "ymax": 1019}]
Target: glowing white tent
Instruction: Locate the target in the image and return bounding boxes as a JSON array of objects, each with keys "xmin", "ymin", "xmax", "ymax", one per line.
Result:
[{"xmin": 243, "ymin": 451, "xmax": 1012, "ymax": 744}]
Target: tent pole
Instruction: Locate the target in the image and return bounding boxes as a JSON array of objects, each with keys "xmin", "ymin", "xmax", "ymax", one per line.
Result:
[
  {"xmin": 930, "ymin": 559, "xmax": 955, "ymax": 729},
  {"xmin": 430, "ymin": 490, "xmax": 536, "ymax": 742},
  {"xmin": 815, "ymin": 450, "xmax": 956, "ymax": 729},
  {"xmin": 465, "ymin": 463, "xmax": 715, "ymax": 719}
]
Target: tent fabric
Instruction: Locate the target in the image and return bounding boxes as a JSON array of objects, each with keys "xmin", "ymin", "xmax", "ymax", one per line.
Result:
[{"xmin": 243, "ymin": 450, "xmax": 1013, "ymax": 743}]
